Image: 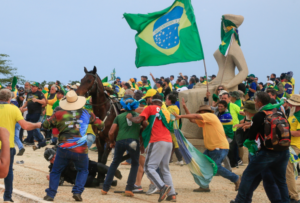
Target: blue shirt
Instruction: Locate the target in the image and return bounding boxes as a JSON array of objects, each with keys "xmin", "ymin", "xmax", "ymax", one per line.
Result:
[
  {"xmin": 187, "ymin": 83, "xmax": 195, "ymax": 89},
  {"xmin": 175, "ymin": 101, "xmax": 180, "ymax": 109},
  {"xmin": 248, "ymin": 82, "xmax": 257, "ymax": 98}
]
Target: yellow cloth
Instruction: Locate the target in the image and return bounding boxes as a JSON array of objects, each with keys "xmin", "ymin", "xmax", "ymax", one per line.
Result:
[
  {"xmin": 86, "ymin": 125, "xmax": 95, "ymax": 135},
  {"xmin": 118, "ymin": 88, "xmax": 125, "ymax": 97},
  {"xmin": 291, "ymin": 77, "xmax": 295, "ymax": 95},
  {"xmin": 169, "ymin": 82, "xmax": 173, "ymax": 91},
  {"xmin": 195, "ymin": 113, "xmax": 229, "ymax": 151},
  {"xmin": 46, "ymin": 94, "xmax": 57, "ymax": 116},
  {"xmin": 0, "ymin": 104, "xmax": 24, "ymax": 148},
  {"xmin": 202, "ymin": 81, "xmax": 207, "ymax": 85},
  {"xmin": 157, "ymin": 87, "xmax": 163, "ymax": 93},
  {"xmin": 167, "ymin": 105, "xmax": 180, "ymax": 148},
  {"xmin": 289, "ymin": 115, "xmax": 300, "ymax": 148}
]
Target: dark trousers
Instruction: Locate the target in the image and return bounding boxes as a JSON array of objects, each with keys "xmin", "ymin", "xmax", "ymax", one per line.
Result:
[
  {"xmin": 103, "ymin": 139, "xmax": 140, "ymax": 192},
  {"xmin": 228, "ymin": 136, "xmax": 238, "ymax": 167},
  {"xmin": 235, "ymin": 149, "xmax": 289, "ymax": 203},
  {"xmin": 46, "ymin": 148, "xmax": 89, "ymax": 198},
  {"xmin": 3, "ymin": 148, "xmax": 16, "ymax": 201},
  {"xmin": 25, "ymin": 113, "xmax": 46, "ymax": 147},
  {"xmin": 245, "ymin": 154, "xmax": 281, "ymax": 203}
]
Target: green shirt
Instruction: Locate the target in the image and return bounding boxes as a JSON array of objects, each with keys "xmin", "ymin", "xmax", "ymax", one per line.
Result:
[
  {"xmin": 113, "ymin": 111, "xmax": 141, "ymax": 141},
  {"xmin": 227, "ymin": 102, "xmax": 241, "ymax": 132},
  {"xmin": 234, "ymin": 99, "xmax": 245, "ymax": 121}
]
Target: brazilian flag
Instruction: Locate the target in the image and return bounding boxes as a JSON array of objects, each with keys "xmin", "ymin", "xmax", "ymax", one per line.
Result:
[{"xmin": 124, "ymin": 0, "xmax": 204, "ymax": 68}]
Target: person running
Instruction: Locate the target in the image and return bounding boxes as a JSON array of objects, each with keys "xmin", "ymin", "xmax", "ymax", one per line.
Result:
[
  {"xmin": 102, "ymin": 96, "xmax": 147, "ymax": 197},
  {"xmin": 172, "ymin": 98, "xmax": 240, "ymax": 193},
  {"xmin": 42, "ymin": 90, "xmax": 104, "ymax": 201},
  {"xmin": 126, "ymin": 94, "xmax": 176, "ymax": 202}
]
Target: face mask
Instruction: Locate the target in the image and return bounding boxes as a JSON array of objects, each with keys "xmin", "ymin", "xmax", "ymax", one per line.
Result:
[{"xmin": 270, "ymin": 78, "xmax": 275, "ymax": 81}]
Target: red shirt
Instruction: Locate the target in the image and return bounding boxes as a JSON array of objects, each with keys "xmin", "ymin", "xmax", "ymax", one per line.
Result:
[{"xmin": 140, "ymin": 105, "xmax": 172, "ymax": 143}]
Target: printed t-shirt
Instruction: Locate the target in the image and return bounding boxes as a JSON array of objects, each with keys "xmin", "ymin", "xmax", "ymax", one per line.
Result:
[
  {"xmin": 26, "ymin": 90, "xmax": 45, "ymax": 114},
  {"xmin": 113, "ymin": 111, "xmax": 141, "ymax": 141},
  {"xmin": 0, "ymin": 103, "xmax": 24, "ymax": 148},
  {"xmin": 140, "ymin": 105, "xmax": 172, "ymax": 144},
  {"xmin": 289, "ymin": 114, "xmax": 300, "ymax": 149},
  {"xmin": 195, "ymin": 113, "xmax": 229, "ymax": 151},
  {"xmin": 218, "ymin": 112, "xmax": 234, "ymax": 139},
  {"xmin": 42, "ymin": 109, "xmax": 104, "ymax": 154}
]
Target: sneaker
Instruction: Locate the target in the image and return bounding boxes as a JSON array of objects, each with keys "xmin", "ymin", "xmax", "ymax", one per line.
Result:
[
  {"xmin": 3, "ymin": 199, "xmax": 14, "ymax": 202},
  {"xmin": 146, "ymin": 184, "xmax": 158, "ymax": 195},
  {"xmin": 72, "ymin": 193, "xmax": 82, "ymax": 201},
  {"xmin": 132, "ymin": 185, "xmax": 143, "ymax": 193},
  {"xmin": 193, "ymin": 187, "xmax": 210, "ymax": 192},
  {"xmin": 238, "ymin": 160, "xmax": 243, "ymax": 166},
  {"xmin": 121, "ymin": 161, "xmax": 131, "ymax": 165},
  {"xmin": 158, "ymin": 185, "xmax": 171, "ymax": 202},
  {"xmin": 32, "ymin": 145, "xmax": 38, "ymax": 151},
  {"xmin": 123, "ymin": 191, "xmax": 134, "ymax": 197},
  {"xmin": 235, "ymin": 176, "xmax": 241, "ymax": 191},
  {"xmin": 43, "ymin": 196, "xmax": 54, "ymax": 201},
  {"xmin": 24, "ymin": 142, "xmax": 34, "ymax": 146},
  {"xmin": 101, "ymin": 190, "xmax": 107, "ymax": 195},
  {"xmin": 17, "ymin": 148, "xmax": 25, "ymax": 156},
  {"xmin": 175, "ymin": 161, "xmax": 184, "ymax": 166},
  {"xmin": 166, "ymin": 195, "xmax": 176, "ymax": 202}
]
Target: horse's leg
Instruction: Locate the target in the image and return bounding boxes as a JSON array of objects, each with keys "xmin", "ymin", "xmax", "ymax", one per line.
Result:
[
  {"xmin": 101, "ymin": 142, "xmax": 112, "ymax": 165},
  {"xmin": 97, "ymin": 137, "xmax": 105, "ymax": 163}
]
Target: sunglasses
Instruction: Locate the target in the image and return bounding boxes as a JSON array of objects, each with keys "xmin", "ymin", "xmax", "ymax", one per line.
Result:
[{"xmin": 218, "ymin": 89, "xmax": 223, "ymax": 91}]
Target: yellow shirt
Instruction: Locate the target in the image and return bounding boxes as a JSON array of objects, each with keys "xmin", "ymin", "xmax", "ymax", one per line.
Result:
[
  {"xmin": 157, "ymin": 87, "xmax": 163, "ymax": 93},
  {"xmin": 195, "ymin": 113, "xmax": 229, "ymax": 151},
  {"xmin": 0, "ymin": 104, "xmax": 24, "ymax": 148},
  {"xmin": 289, "ymin": 115, "xmax": 300, "ymax": 148},
  {"xmin": 291, "ymin": 77, "xmax": 295, "ymax": 95},
  {"xmin": 118, "ymin": 88, "xmax": 125, "ymax": 98},
  {"xmin": 46, "ymin": 94, "xmax": 57, "ymax": 116}
]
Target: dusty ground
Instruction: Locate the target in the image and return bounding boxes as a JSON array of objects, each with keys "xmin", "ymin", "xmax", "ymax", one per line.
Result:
[{"xmin": 0, "ymin": 144, "xmax": 296, "ymax": 203}]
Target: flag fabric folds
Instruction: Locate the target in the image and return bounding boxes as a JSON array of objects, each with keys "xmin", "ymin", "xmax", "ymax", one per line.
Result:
[
  {"xmin": 110, "ymin": 69, "xmax": 116, "ymax": 81},
  {"xmin": 102, "ymin": 77, "xmax": 108, "ymax": 83},
  {"xmin": 171, "ymin": 115, "xmax": 218, "ymax": 188},
  {"xmin": 124, "ymin": 0, "xmax": 204, "ymax": 68}
]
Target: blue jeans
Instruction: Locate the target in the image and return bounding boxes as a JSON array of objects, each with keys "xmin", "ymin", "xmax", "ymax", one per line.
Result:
[
  {"xmin": 14, "ymin": 123, "xmax": 23, "ymax": 150},
  {"xmin": 86, "ymin": 134, "xmax": 96, "ymax": 149},
  {"xmin": 103, "ymin": 139, "xmax": 140, "ymax": 192},
  {"xmin": 204, "ymin": 149, "xmax": 239, "ymax": 185},
  {"xmin": 245, "ymin": 154, "xmax": 281, "ymax": 203},
  {"xmin": 3, "ymin": 148, "xmax": 16, "ymax": 201},
  {"xmin": 235, "ymin": 149, "xmax": 289, "ymax": 203},
  {"xmin": 46, "ymin": 148, "xmax": 89, "ymax": 198},
  {"xmin": 26, "ymin": 113, "xmax": 46, "ymax": 147}
]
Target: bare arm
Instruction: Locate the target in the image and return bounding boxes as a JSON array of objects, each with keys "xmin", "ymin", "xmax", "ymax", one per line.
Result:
[
  {"xmin": 0, "ymin": 128, "xmax": 10, "ymax": 178},
  {"xmin": 181, "ymin": 98, "xmax": 196, "ymax": 123},
  {"xmin": 126, "ymin": 113, "xmax": 145, "ymax": 124},
  {"xmin": 108, "ymin": 124, "xmax": 118, "ymax": 144},
  {"xmin": 150, "ymin": 73, "xmax": 156, "ymax": 83},
  {"xmin": 18, "ymin": 119, "xmax": 41, "ymax": 131},
  {"xmin": 174, "ymin": 113, "xmax": 203, "ymax": 121},
  {"xmin": 291, "ymin": 131, "xmax": 300, "ymax": 137}
]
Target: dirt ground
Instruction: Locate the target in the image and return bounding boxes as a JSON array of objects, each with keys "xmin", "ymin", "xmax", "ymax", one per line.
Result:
[{"xmin": 0, "ymin": 144, "xmax": 296, "ymax": 203}]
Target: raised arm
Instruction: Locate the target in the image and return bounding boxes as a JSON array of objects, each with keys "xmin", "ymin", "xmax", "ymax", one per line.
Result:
[{"xmin": 150, "ymin": 73, "xmax": 156, "ymax": 83}]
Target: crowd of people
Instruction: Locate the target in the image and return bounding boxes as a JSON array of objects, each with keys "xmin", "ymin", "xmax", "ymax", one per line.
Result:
[{"xmin": 0, "ymin": 70, "xmax": 298, "ymax": 203}]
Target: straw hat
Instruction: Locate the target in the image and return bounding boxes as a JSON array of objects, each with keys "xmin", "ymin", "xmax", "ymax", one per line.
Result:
[
  {"xmin": 196, "ymin": 105, "xmax": 214, "ymax": 113},
  {"xmin": 59, "ymin": 90, "xmax": 86, "ymax": 111},
  {"xmin": 287, "ymin": 94, "xmax": 300, "ymax": 106},
  {"xmin": 71, "ymin": 85, "xmax": 77, "ymax": 89}
]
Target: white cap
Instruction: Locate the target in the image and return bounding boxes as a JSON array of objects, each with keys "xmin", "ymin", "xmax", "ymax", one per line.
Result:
[
  {"xmin": 76, "ymin": 83, "xmax": 80, "ymax": 87},
  {"xmin": 177, "ymin": 87, "xmax": 188, "ymax": 92},
  {"xmin": 44, "ymin": 85, "xmax": 49, "ymax": 88},
  {"xmin": 218, "ymin": 90, "xmax": 228, "ymax": 96},
  {"xmin": 266, "ymin": 80, "xmax": 274, "ymax": 85}
]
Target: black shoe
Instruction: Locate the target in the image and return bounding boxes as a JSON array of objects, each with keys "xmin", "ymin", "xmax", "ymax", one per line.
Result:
[
  {"xmin": 17, "ymin": 148, "xmax": 25, "ymax": 156},
  {"xmin": 111, "ymin": 180, "xmax": 118, "ymax": 187},
  {"xmin": 290, "ymin": 199, "xmax": 300, "ymax": 203},
  {"xmin": 73, "ymin": 193, "xmax": 82, "ymax": 201},
  {"xmin": 3, "ymin": 199, "xmax": 14, "ymax": 202},
  {"xmin": 158, "ymin": 185, "xmax": 171, "ymax": 202},
  {"xmin": 43, "ymin": 196, "xmax": 54, "ymax": 201}
]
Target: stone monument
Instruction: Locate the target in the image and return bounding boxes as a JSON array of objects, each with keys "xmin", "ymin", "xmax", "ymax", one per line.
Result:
[{"xmin": 179, "ymin": 14, "xmax": 249, "ymax": 152}]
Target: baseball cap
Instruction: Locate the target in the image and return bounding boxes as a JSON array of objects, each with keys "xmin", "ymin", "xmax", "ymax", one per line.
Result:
[
  {"xmin": 57, "ymin": 89, "xmax": 65, "ymax": 95},
  {"xmin": 142, "ymin": 89, "xmax": 158, "ymax": 99},
  {"xmin": 31, "ymin": 82, "xmax": 40, "ymax": 87},
  {"xmin": 248, "ymin": 74, "xmax": 255, "ymax": 78},
  {"xmin": 156, "ymin": 80, "xmax": 163, "ymax": 86}
]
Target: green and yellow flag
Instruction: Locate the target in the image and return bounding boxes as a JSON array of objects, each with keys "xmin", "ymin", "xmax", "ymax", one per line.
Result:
[{"xmin": 124, "ymin": 0, "xmax": 204, "ymax": 68}]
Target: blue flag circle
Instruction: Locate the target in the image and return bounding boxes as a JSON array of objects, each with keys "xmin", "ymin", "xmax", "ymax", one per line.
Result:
[{"xmin": 153, "ymin": 6, "xmax": 184, "ymax": 49}]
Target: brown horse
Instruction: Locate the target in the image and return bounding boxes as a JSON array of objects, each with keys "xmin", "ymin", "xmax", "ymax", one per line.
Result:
[{"xmin": 76, "ymin": 66, "xmax": 117, "ymax": 164}]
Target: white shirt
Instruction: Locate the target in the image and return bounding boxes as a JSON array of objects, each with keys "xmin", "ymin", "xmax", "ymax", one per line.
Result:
[{"xmin": 170, "ymin": 80, "xmax": 176, "ymax": 86}]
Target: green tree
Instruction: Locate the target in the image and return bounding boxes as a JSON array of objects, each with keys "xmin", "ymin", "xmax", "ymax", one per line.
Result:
[
  {"xmin": 69, "ymin": 80, "xmax": 80, "ymax": 85},
  {"xmin": 0, "ymin": 54, "xmax": 25, "ymax": 85}
]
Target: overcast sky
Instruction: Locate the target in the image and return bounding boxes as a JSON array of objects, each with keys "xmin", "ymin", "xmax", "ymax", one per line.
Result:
[{"xmin": 1, "ymin": 0, "xmax": 299, "ymax": 91}]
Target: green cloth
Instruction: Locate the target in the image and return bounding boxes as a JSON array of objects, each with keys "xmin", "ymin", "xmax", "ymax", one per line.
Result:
[
  {"xmin": 52, "ymin": 99, "xmax": 60, "ymax": 110},
  {"xmin": 102, "ymin": 77, "xmax": 108, "ymax": 83},
  {"xmin": 243, "ymin": 139, "xmax": 258, "ymax": 156},
  {"xmin": 294, "ymin": 111, "xmax": 300, "ymax": 123},
  {"xmin": 123, "ymin": 0, "xmax": 204, "ymax": 68},
  {"xmin": 113, "ymin": 111, "xmax": 141, "ymax": 141},
  {"xmin": 260, "ymin": 99, "xmax": 284, "ymax": 111},
  {"xmin": 42, "ymin": 89, "xmax": 47, "ymax": 94},
  {"xmin": 219, "ymin": 16, "xmax": 241, "ymax": 56},
  {"xmin": 212, "ymin": 94, "xmax": 219, "ymax": 102},
  {"xmin": 234, "ymin": 99, "xmax": 245, "ymax": 121},
  {"xmin": 11, "ymin": 76, "xmax": 17, "ymax": 92}
]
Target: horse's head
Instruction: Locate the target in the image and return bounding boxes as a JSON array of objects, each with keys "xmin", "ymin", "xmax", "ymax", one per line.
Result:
[{"xmin": 76, "ymin": 66, "xmax": 100, "ymax": 97}]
